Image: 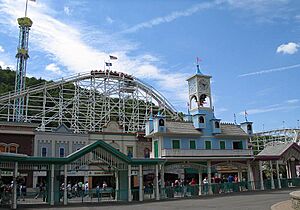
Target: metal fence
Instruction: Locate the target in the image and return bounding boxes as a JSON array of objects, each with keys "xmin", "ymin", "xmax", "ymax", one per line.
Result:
[{"xmin": 1, "ymin": 178, "xmax": 300, "ymax": 209}]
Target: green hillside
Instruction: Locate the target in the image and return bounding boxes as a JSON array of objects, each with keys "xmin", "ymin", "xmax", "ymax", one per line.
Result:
[{"xmin": 0, "ymin": 66, "xmax": 46, "ymax": 95}]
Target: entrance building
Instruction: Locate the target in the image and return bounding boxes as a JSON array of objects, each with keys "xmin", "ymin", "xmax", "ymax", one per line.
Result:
[
  {"xmin": 0, "ymin": 140, "xmax": 164, "ymax": 209},
  {"xmin": 145, "ymin": 67, "xmax": 255, "ymax": 192}
]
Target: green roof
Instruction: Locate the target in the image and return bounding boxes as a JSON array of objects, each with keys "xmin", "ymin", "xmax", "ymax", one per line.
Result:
[{"xmin": 0, "ymin": 140, "xmax": 164, "ymax": 165}]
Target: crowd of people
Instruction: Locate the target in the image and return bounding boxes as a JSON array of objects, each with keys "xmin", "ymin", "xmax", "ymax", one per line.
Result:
[
  {"xmin": 163, "ymin": 174, "xmax": 247, "ymax": 197},
  {"xmin": 59, "ymin": 181, "xmax": 112, "ymax": 200},
  {"xmin": 0, "ymin": 178, "xmax": 28, "ymax": 204}
]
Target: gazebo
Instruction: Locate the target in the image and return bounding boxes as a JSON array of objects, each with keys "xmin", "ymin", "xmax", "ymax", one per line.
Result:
[{"xmin": 255, "ymin": 142, "xmax": 300, "ymax": 190}]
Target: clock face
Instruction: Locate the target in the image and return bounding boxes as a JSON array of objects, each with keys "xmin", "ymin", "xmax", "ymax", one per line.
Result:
[
  {"xmin": 198, "ymin": 78, "xmax": 209, "ymax": 91},
  {"xmin": 189, "ymin": 79, "xmax": 197, "ymax": 93}
]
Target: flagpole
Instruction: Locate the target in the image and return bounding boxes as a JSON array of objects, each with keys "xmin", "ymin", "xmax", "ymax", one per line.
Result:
[
  {"xmin": 234, "ymin": 113, "xmax": 237, "ymax": 125},
  {"xmin": 25, "ymin": 0, "xmax": 29, "ymax": 17}
]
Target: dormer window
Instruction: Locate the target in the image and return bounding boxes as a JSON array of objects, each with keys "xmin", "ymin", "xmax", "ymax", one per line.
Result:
[
  {"xmin": 0, "ymin": 143, "xmax": 6, "ymax": 152},
  {"xmin": 247, "ymin": 124, "xmax": 252, "ymax": 131},
  {"xmin": 215, "ymin": 121, "xmax": 220, "ymax": 128},
  {"xmin": 199, "ymin": 116, "xmax": 205, "ymax": 124},
  {"xmin": 159, "ymin": 119, "xmax": 165, "ymax": 126}
]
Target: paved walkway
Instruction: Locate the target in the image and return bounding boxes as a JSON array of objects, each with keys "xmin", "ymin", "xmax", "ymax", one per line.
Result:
[{"xmin": 15, "ymin": 189, "xmax": 295, "ymax": 210}]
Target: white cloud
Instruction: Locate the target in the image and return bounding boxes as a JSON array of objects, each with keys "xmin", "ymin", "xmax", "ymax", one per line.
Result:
[
  {"xmin": 0, "ymin": 60, "xmax": 13, "ymax": 69},
  {"xmin": 45, "ymin": 63, "xmax": 61, "ymax": 74},
  {"xmin": 122, "ymin": 1, "xmax": 218, "ymax": 33},
  {"xmin": 121, "ymin": 0, "xmax": 291, "ymax": 34},
  {"xmin": 214, "ymin": 107, "xmax": 228, "ymax": 116},
  {"xmin": 240, "ymin": 102, "xmax": 300, "ymax": 115},
  {"xmin": 0, "ymin": 0, "xmax": 190, "ymax": 109},
  {"xmin": 64, "ymin": 6, "xmax": 71, "ymax": 16},
  {"xmin": 106, "ymin": 16, "xmax": 114, "ymax": 24},
  {"xmin": 286, "ymin": 99, "xmax": 299, "ymax": 104},
  {"xmin": 277, "ymin": 42, "xmax": 300, "ymax": 55},
  {"xmin": 0, "ymin": 45, "xmax": 4, "ymax": 53},
  {"xmin": 238, "ymin": 63, "xmax": 300, "ymax": 77}
]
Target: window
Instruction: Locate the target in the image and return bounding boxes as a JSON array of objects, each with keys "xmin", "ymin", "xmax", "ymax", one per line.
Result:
[
  {"xmin": 9, "ymin": 145, "xmax": 17, "ymax": 153},
  {"xmin": 159, "ymin": 119, "xmax": 165, "ymax": 126},
  {"xmin": 215, "ymin": 121, "xmax": 220, "ymax": 128},
  {"xmin": 41, "ymin": 147, "xmax": 47, "ymax": 157},
  {"xmin": 144, "ymin": 148, "xmax": 150, "ymax": 158},
  {"xmin": 199, "ymin": 116, "xmax": 205, "ymax": 123},
  {"xmin": 190, "ymin": 140, "xmax": 196, "ymax": 149},
  {"xmin": 0, "ymin": 144, "xmax": 6, "ymax": 152},
  {"xmin": 247, "ymin": 124, "xmax": 252, "ymax": 131},
  {"xmin": 172, "ymin": 140, "xmax": 180, "ymax": 149},
  {"xmin": 233, "ymin": 141, "xmax": 243, "ymax": 149},
  {"xmin": 59, "ymin": 147, "xmax": 65, "ymax": 157},
  {"xmin": 220, "ymin": 141, "xmax": 225, "ymax": 149},
  {"xmin": 127, "ymin": 146, "xmax": 133, "ymax": 158},
  {"xmin": 154, "ymin": 141, "xmax": 159, "ymax": 158},
  {"xmin": 205, "ymin": 141, "xmax": 211, "ymax": 149}
]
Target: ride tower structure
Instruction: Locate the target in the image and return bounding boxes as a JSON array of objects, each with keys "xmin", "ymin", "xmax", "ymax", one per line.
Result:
[{"xmin": 13, "ymin": 16, "xmax": 32, "ymax": 122}]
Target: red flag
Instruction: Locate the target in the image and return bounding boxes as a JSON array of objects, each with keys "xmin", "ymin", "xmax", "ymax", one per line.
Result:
[{"xmin": 196, "ymin": 57, "xmax": 202, "ymax": 64}]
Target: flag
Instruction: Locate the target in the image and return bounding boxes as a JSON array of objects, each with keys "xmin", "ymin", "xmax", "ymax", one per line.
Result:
[
  {"xmin": 29, "ymin": 0, "xmax": 36, "ymax": 2},
  {"xmin": 234, "ymin": 113, "xmax": 237, "ymax": 124},
  {"xmin": 196, "ymin": 57, "xmax": 202, "ymax": 64},
  {"xmin": 105, "ymin": 62, "xmax": 112, "ymax": 67},
  {"xmin": 109, "ymin": 55, "xmax": 118, "ymax": 60},
  {"xmin": 244, "ymin": 110, "xmax": 248, "ymax": 121}
]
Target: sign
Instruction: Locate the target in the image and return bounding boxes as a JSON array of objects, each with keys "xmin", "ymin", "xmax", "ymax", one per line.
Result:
[
  {"xmin": 89, "ymin": 171, "xmax": 113, "ymax": 176},
  {"xmin": 33, "ymin": 171, "xmax": 47, "ymax": 177},
  {"xmin": 0, "ymin": 171, "xmax": 28, "ymax": 177}
]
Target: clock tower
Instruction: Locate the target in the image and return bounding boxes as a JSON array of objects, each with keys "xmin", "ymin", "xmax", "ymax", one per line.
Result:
[{"xmin": 187, "ymin": 66, "xmax": 212, "ymax": 111}]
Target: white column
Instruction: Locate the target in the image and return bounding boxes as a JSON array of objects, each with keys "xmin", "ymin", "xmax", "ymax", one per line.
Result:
[
  {"xmin": 198, "ymin": 171, "xmax": 202, "ymax": 195},
  {"xmin": 286, "ymin": 162, "xmax": 290, "ymax": 179},
  {"xmin": 161, "ymin": 164, "xmax": 165, "ymax": 198},
  {"xmin": 288, "ymin": 160, "xmax": 292, "ymax": 179},
  {"xmin": 139, "ymin": 165, "xmax": 143, "ymax": 201},
  {"xmin": 270, "ymin": 160, "xmax": 275, "ymax": 189},
  {"xmin": 207, "ymin": 161, "xmax": 213, "ymax": 195},
  {"xmin": 247, "ymin": 161, "xmax": 254, "ymax": 190},
  {"xmin": 128, "ymin": 165, "xmax": 132, "ymax": 202},
  {"xmin": 155, "ymin": 164, "xmax": 160, "ymax": 200},
  {"xmin": 63, "ymin": 164, "xmax": 68, "ymax": 205},
  {"xmin": 238, "ymin": 167, "xmax": 243, "ymax": 182},
  {"xmin": 115, "ymin": 171, "xmax": 119, "ymax": 201},
  {"xmin": 50, "ymin": 164, "xmax": 55, "ymax": 205},
  {"xmin": 259, "ymin": 161, "xmax": 264, "ymax": 190},
  {"xmin": 276, "ymin": 160, "xmax": 282, "ymax": 189},
  {"xmin": 12, "ymin": 162, "xmax": 18, "ymax": 209}
]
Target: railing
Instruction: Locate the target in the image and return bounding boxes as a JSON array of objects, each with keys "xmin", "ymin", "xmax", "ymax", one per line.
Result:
[
  {"xmin": 2, "ymin": 178, "xmax": 300, "ymax": 209},
  {"xmin": 161, "ymin": 149, "xmax": 253, "ymax": 157}
]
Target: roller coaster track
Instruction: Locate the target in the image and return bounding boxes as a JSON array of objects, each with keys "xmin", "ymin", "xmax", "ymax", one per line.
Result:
[
  {"xmin": 251, "ymin": 128, "xmax": 300, "ymax": 154},
  {"xmin": 0, "ymin": 70, "xmax": 179, "ymax": 133}
]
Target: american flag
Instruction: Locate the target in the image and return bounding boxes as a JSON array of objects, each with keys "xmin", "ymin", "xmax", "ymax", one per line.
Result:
[{"xmin": 109, "ymin": 55, "xmax": 118, "ymax": 60}]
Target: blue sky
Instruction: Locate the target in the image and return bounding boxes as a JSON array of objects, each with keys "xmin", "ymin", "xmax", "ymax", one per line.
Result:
[{"xmin": 0, "ymin": 0, "xmax": 299, "ymax": 132}]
